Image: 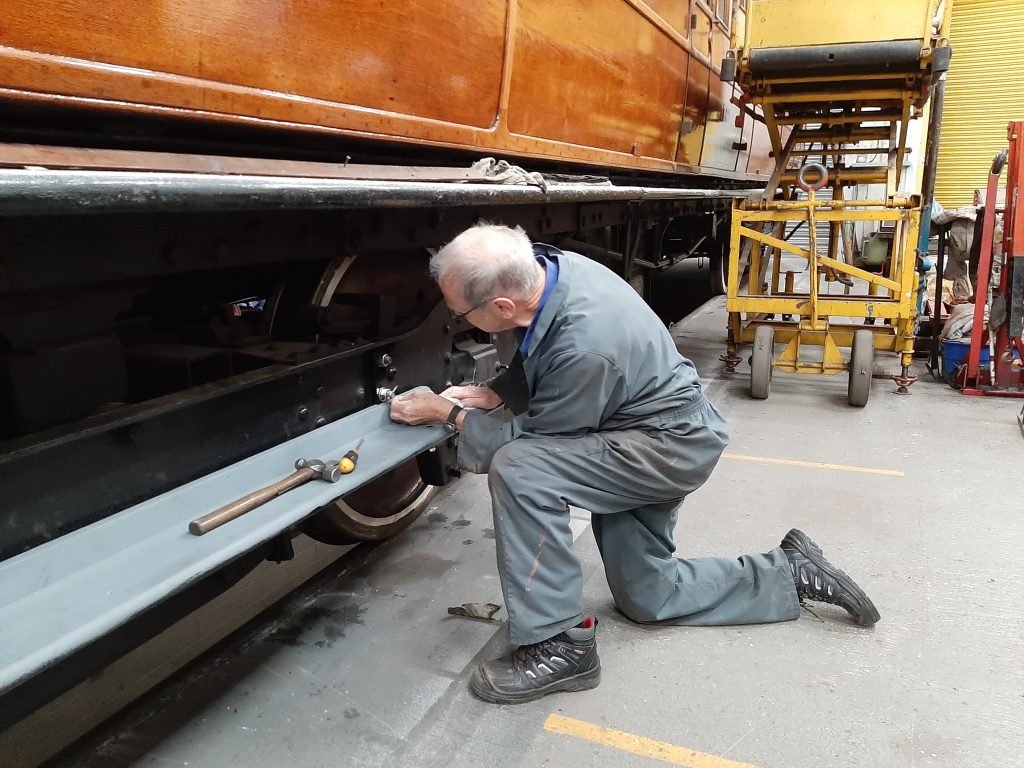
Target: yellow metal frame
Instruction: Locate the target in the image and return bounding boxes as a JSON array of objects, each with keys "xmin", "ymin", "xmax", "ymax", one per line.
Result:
[
  {"xmin": 723, "ymin": 0, "xmax": 950, "ymax": 384},
  {"xmin": 726, "ymin": 196, "xmax": 921, "ymax": 376}
]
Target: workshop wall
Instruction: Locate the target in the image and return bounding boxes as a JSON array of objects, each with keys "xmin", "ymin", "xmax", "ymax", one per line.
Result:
[{"xmin": 934, "ymin": 0, "xmax": 1024, "ymax": 208}]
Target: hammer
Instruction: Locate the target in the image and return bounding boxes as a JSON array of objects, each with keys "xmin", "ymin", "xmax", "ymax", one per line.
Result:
[{"xmin": 188, "ymin": 457, "xmax": 342, "ymax": 536}]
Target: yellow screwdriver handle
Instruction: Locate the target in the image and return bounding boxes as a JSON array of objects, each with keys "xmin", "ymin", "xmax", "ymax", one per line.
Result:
[
  {"xmin": 338, "ymin": 453, "xmax": 356, "ymax": 474},
  {"xmin": 338, "ymin": 437, "xmax": 364, "ymax": 474}
]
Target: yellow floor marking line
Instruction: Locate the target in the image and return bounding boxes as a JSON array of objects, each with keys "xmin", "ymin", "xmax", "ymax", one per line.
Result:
[
  {"xmin": 543, "ymin": 714, "xmax": 761, "ymax": 768},
  {"xmin": 722, "ymin": 452, "xmax": 904, "ymax": 477}
]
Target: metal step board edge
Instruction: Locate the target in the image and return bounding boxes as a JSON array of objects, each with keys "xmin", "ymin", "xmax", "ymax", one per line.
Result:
[{"xmin": 0, "ymin": 392, "xmax": 446, "ymax": 693}]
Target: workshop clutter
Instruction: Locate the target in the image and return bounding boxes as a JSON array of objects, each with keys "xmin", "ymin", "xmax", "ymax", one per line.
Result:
[
  {"xmin": 940, "ymin": 339, "xmax": 987, "ymax": 378},
  {"xmin": 929, "ymin": 121, "xmax": 1024, "ymax": 396}
]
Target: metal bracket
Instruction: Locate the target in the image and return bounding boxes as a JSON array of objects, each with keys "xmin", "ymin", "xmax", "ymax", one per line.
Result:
[
  {"xmin": 416, "ymin": 439, "xmax": 461, "ymax": 487},
  {"xmin": 450, "ymin": 338, "xmax": 499, "ymax": 385}
]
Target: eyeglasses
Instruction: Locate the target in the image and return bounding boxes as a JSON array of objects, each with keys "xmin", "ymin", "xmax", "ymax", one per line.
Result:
[{"xmin": 449, "ymin": 298, "xmax": 490, "ymax": 322}]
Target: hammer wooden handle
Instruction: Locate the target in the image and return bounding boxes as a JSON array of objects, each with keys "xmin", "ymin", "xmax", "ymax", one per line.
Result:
[{"xmin": 188, "ymin": 467, "xmax": 315, "ymax": 536}]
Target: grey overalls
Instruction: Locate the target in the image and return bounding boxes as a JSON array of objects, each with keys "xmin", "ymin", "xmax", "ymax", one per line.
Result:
[{"xmin": 459, "ymin": 247, "xmax": 800, "ymax": 646}]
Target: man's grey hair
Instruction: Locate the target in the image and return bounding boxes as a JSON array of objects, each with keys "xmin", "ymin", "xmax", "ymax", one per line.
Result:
[{"xmin": 430, "ymin": 223, "xmax": 542, "ymax": 305}]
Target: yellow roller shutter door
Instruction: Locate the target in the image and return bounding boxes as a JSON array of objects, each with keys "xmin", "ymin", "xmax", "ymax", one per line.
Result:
[{"xmin": 934, "ymin": 0, "xmax": 1024, "ymax": 209}]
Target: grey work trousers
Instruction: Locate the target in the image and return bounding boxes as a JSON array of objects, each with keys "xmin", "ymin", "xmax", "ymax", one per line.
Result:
[{"xmin": 484, "ymin": 398, "xmax": 800, "ymax": 646}]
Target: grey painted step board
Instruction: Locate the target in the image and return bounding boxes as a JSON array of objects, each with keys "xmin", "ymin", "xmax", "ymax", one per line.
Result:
[{"xmin": 0, "ymin": 397, "xmax": 445, "ymax": 693}]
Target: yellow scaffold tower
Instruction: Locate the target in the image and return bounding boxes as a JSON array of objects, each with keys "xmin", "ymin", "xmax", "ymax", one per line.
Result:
[{"xmin": 720, "ymin": 0, "xmax": 952, "ymax": 405}]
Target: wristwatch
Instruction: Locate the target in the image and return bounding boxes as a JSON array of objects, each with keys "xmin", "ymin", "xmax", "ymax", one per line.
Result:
[{"xmin": 444, "ymin": 403, "xmax": 464, "ymax": 433}]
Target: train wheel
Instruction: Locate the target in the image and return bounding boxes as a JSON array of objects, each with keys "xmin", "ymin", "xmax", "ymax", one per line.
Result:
[
  {"xmin": 301, "ymin": 461, "xmax": 436, "ymax": 544},
  {"xmin": 295, "ymin": 253, "xmax": 441, "ymax": 545},
  {"xmin": 709, "ymin": 254, "xmax": 728, "ymax": 296}
]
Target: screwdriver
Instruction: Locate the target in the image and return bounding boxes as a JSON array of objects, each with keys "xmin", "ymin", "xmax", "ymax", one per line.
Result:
[{"xmin": 338, "ymin": 437, "xmax": 365, "ymax": 474}]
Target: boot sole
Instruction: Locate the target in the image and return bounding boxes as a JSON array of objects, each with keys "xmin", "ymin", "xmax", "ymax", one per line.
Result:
[
  {"xmin": 786, "ymin": 530, "xmax": 881, "ymax": 627},
  {"xmin": 470, "ymin": 665, "xmax": 601, "ymax": 705}
]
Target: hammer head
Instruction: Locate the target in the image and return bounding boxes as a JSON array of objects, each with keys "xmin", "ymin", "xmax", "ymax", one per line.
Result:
[{"xmin": 294, "ymin": 457, "xmax": 342, "ymax": 482}]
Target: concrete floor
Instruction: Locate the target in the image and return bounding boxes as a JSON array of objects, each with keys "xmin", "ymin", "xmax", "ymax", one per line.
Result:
[{"xmin": 54, "ymin": 292, "xmax": 1024, "ymax": 768}]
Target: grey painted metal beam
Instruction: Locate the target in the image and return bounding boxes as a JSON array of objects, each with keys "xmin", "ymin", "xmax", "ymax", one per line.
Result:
[
  {"xmin": 0, "ymin": 169, "xmax": 758, "ymax": 216},
  {"xmin": 0, "ymin": 397, "xmax": 445, "ymax": 694}
]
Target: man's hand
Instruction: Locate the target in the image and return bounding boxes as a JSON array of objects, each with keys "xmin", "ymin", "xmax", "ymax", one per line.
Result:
[
  {"xmin": 440, "ymin": 385, "xmax": 503, "ymax": 410},
  {"xmin": 389, "ymin": 391, "xmax": 451, "ymax": 426}
]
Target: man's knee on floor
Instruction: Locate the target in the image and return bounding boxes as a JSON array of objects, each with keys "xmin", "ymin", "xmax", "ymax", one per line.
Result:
[
  {"xmin": 604, "ymin": 574, "xmax": 671, "ymax": 623},
  {"xmin": 613, "ymin": 595, "xmax": 662, "ymax": 624}
]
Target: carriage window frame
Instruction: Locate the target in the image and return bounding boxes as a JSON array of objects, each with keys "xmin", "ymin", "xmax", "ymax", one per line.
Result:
[{"xmin": 714, "ymin": 0, "xmax": 733, "ymax": 30}]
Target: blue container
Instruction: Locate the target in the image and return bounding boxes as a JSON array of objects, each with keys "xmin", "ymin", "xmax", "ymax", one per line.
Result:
[{"xmin": 941, "ymin": 339, "xmax": 988, "ymax": 377}]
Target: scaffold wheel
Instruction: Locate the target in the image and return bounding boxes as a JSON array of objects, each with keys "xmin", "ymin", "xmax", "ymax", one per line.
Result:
[{"xmin": 848, "ymin": 329, "xmax": 874, "ymax": 407}]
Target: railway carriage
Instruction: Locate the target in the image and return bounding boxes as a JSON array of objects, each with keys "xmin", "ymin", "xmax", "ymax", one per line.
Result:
[{"xmin": 0, "ymin": 1, "xmax": 770, "ymax": 758}]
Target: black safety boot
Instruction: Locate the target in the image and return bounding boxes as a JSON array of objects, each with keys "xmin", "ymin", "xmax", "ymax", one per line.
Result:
[
  {"xmin": 781, "ymin": 529, "xmax": 881, "ymax": 627},
  {"xmin": 470, "ymin": 617, "xmax": 601, "ymax": 704}
]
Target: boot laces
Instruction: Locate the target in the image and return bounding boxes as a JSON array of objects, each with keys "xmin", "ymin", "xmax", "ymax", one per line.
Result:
[{"xmin": 512, "ymin": 638, "xmax": 557, "ymax": 668}]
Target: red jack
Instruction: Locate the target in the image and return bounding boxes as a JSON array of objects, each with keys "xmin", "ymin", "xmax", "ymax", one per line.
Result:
[{"xmin": 962, "ymin": 120, "xmax": 1024, "ymax": 397}]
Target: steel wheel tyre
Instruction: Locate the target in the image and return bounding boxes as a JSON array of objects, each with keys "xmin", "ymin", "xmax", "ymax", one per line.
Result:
[
  {"xmin": 848, "ymin": 329, "xmax": 874, "ymax": 407},
  {"xmin": 750, "ymin": 325, "xmax": 774, "ymax": 400},
  {"xmin": 297, "ymin": 253, "xmax": 442, "ymax": 545},
  {"xmin": 301, "ymin": 461, "xmax": 437, "ymax": 544},
  {"xmin": 709, "ymin": 254, "xmax": 728, "ymax": 297}
]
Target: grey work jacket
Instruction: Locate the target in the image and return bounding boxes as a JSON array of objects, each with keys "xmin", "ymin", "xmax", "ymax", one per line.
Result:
[{"xmin": 459, "ymin": 247, "xmax": 706, "ymax": 473}]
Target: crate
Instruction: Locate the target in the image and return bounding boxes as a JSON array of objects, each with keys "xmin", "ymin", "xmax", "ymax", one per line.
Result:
[{"xmin": 941, "ymin": 339, "xmax": 988, "ymax": 377}]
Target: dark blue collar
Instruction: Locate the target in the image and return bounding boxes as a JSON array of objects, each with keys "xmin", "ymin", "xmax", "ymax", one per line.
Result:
[{"xmin": 517, "ymin": 253, "xmax": 559, "ymax": 357}]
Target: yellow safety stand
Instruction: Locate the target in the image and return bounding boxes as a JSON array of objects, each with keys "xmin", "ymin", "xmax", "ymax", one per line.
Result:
[{"xmin": 720, "ymin": 0, "xmax": 951, "ymax": 405}]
